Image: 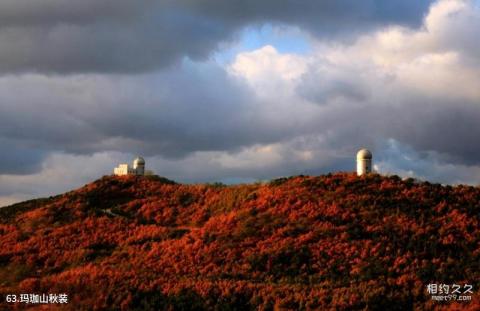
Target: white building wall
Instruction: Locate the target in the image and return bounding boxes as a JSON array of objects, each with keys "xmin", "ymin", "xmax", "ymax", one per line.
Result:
[
  {"xmin": 114, "ymin": 161, "xmax": 146, "ymax": 176},
  {"xmin": 356, "ymin": 159, "xmax": 372, "ymax": 176},
  {"xmin": 114, "ymin": 164, "xmax": 131, "ymax": 176},
  {"xmin": 134, "ymin": 164, "xmax": 145, "ymax": 176}
]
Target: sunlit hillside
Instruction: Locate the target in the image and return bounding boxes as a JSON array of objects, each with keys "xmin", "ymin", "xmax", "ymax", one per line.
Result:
[{"xmin": 0, "ymin": 174, "xmax": 479, "ymax": 310}]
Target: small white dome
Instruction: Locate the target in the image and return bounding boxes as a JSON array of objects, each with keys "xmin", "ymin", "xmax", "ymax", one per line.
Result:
[
  {"xmin": 133, "ymin": 156, "xmax": 145, "ymax": 165},
  {"xmin": 356, "ymin": 149, "xmax": 372, "ymax": 160}
]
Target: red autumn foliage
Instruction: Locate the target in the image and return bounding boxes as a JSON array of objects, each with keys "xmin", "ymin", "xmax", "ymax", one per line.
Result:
[{"xmin": 0, "ymin": 173, "xmax": 479, "ymax": 310}]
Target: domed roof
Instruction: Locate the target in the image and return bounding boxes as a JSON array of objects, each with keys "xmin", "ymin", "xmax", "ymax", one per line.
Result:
[
  {"xmin": 133, "ymin": 156, "xmax": 145, "ymax": 164},
  {"xmin": 356, "ymin": 149, "xmax": 372, "ymax": 160}
]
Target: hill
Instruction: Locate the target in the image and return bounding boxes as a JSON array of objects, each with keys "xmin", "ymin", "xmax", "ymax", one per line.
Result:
[{"xmin": 0, "ymin": 173, "xmax": 479, "ymax": 310}]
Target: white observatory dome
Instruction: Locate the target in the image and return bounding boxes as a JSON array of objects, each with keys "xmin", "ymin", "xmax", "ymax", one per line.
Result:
[
  {"xmin": 356, "ymin": 149, "xmax": 372, "ymax": 160},
  {"xmin": 356, "ymin": 149, "xmax": 372, "ymax": 176},
  {"xmin": 133, "ymin": 157, "xmax": 145, "ymax": 165},
  {"xmin": 132, "ymin": 156, "xmax": 146, "ymax": 176}
]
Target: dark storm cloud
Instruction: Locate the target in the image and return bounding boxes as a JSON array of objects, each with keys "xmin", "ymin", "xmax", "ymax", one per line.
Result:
[
  {"xmin": 385, "ymin": 102, "xmax": 480, "ymax": 166},
  {"xmin": 0, "ymin": 14, "xmax": 232, "ymax": 74},
  {"xmin": 291, "ymin": 78, "xmax": 480, "ymax": 170},
  {"xmin": 0, "ymin": 140, "xmax": 47, "ymax": 175},
  {"xmin": 0, "ymin": 0, "xmax": 151, "ymax": 26},
  {"xmin": 0, "ymin": 0, "xmax": 433, "ymax": 74},
  {"xmin": 179, "ymin": 0, "xmax": 432, "ymax": 34},
  {"xmin": 296, "ymin": 66, "xmax": 369, "ymax": 104},
  {"xmin": 305, "ymin": 96, "xmax": 480, "ymax": 169},
  {"xmin": 0, "ymin": 65, "xmax": 303, "ymax": 165}
]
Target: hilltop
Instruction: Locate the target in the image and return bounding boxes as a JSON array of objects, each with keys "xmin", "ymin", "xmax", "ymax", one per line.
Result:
[{"xmin": 0, "ymin": 173, "xmax": 479, "ymax": 310}]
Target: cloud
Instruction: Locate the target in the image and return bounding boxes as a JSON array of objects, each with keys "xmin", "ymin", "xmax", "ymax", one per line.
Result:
[
  {"xmin": 290, "ymin": 0, "xmax": 480, "ymax": 165},
  {"xmin": 0, "ymin": 2, "xmax": 231, "ymax": 74},
  {"xmin": 0, "ymin": 139, "xmax": 47, "ymax": 174},
  {"xmin": 0, "ymin": 0, "xmax": 478, "ymax": 166},
  {"xmin": 0, "ymin": 61, "xmax": 304, "ymax": 161},
  {"xmin": 1, "ymin": 0, "xmax": 480, "ymax": 207},
  {"xmin": 375, "ymin": 139, "xmax": 480, "ymax": 185},
  {"xmin": 0, "ymin": 152, "xmax": 117, "ymax": 204},
  {"xmin": 296, "ymin": 66, "xmax": 369, "ymax": 104},
  {"xmin": 0, "ymin": 0, "xmax": 151, "ymax": 27},
  {"xmin": 0, "ymin": 0, "xmax": 433, "ymax": 74},
  {"xmin": 176, "ymin": 0, "xmax": 433, "ymax": 34}
]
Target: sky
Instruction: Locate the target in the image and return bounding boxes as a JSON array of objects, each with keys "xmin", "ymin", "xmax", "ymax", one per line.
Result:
[{"xmin": 0, "ymin": 0, "xmax": 479, "ymax": 206}]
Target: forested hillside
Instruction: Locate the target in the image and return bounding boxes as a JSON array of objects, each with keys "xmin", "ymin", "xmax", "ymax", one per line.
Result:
[{"xmin": 0, "ymin": 174, "xmax": 479, "ymax": 310}]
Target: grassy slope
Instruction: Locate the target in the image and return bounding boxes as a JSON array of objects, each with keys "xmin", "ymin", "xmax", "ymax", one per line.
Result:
[{"xmin": 0, "ymin": 173, "xmax": 479, "ymax": 310}]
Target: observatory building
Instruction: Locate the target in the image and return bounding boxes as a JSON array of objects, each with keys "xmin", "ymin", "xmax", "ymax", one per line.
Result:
[
  {"xmin": 114, "ymin": 157, "xmax": 145, "ymax": 176},
  {"xmin": 356, "ymin": 149, "xmax": 372, "ymax": 176}
]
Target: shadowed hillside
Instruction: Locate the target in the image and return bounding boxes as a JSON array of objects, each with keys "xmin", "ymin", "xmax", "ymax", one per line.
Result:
[{"xmin": 0, "ymin": 173, "xmax": 479, "ymax": 310}]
